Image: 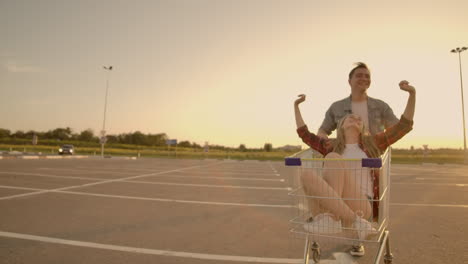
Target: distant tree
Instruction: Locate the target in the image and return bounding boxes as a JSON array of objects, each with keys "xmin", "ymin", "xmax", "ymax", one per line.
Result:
[
  {"xmin": 49, "ymin": 127, "xmax": 73, "ymax": 140},
  {"xmin": 178, "ymin": 140, "xmax": 192, "ymax": 148},
  {"xmin": 0, "ymin": 128, "xmax": 11, "ymax": 138},
  {"xmin": 147, "ymin": 133, "xmax": 168, "ymax": 146},
  {"xmin": 43, "ymin": 130, "xmax": 53, "ymax": 139},
  {"xmin": 78, "ymin": 129, "xmax": 95, "ymax": 141},
  {"xmin": 264, "ymin": 143, "xmax": 273, "ymax": 152},
  {"xmin": 106, "ymin": 135, "xmax": 118, "ymax": 144},
  {"xmin": 131, "ymin": 131, "xmax": 148, "ymax": 145},
  {"xmin": 210, "ymin": 145, "xmax": 225, "ymax": 150},
  {"xmin": 12, "ymin": 130, "xmax": 26, "ymax": 138},
  {"xmin": 239, "ymin": 144, "xmax": 247, "ymax": 152},
  {"xmin": 24, "ymin": 130, "xmax": 37, "ymax": 139},
  {"xmin": 118, "ymin": 133, "xmax": 130, "ymax": 144},
  {"xmin": 70, "ymin": 133, "xmax": 79, "ymax": 140}
]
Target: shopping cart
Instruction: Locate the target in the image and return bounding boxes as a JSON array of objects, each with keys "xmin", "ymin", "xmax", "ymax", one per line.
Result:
[{"xmin": 285, "ymin": 148, "xmax": 393, "ymax": 264}]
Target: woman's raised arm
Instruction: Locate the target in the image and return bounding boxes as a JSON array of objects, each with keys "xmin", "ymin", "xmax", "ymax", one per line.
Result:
[
  {"xmin": 294, "ymin": 94, "xmax": 306, "ymax": 128},
  {"xmin": 399, "ymin": 80, "xmax": 416, "ymax": 121}
]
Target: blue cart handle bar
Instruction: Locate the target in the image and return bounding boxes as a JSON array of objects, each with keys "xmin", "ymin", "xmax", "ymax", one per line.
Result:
[{"xmin": 284, "ymin": 157, "xmax": 382, "ymax": 168}]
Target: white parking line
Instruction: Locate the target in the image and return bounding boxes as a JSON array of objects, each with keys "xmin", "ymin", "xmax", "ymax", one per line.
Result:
[
  {"xmin": 0, "ymin": 231, "xmax": 302, "ymax": 263},
  {"xmin": 393, "ymin": 173, "xmax": 468, "ymax": 178},
  {"xmin": 267, "ymin": 164, "xmax": 280, "ymax": 176},
  {"xmin": 0, "ymin": 171, "xmax": 285, "ymax": 187},
  {"xmin": 125, "ymin": 180, "xmax": 290, "ymax": 190},
  {"xmin": 0, "ymin": 185, "xmax": 41, "ymax": 191},
  {"xmin": 392, "ymin": 182, "xmax": 468, "ymax": 187},
  {"xmin": 0, "ymin": 172, "xmax": 108, "ymax": 181},
  {"xmin": 38, "ymin": 168, "xmax": 133, "ymax": 175},
  {"xmin": 1, "ymin": 185, "xmax": 465, "ymax": 209},
  {"xmin": 0, "ymin": 185, "xmax": 291, "ymax": 207},
  {"xmin": 74, "ymin": 166, "xmax": 178, "ymax": 173},
  {"xmin": 71, "ymin": 166, "xmax": 278, "ymax": 176},
  {"xmin": 415, "ymin": 177, "xmax": 467, "ymax": 180},
  {"xmin": 61, "ymin": 191, "xmax": 294, "ymax": 208},
  {"xmin": 0, "ymin": 162, "xmax": 224, "ymax": 201},
  {"xmin": 268, "ymin": 162, "xmax": 278, "ymax": 174},
  {"xmin": 0, "ymin": 185, "xmax": 292, "ymax": 208},
  {"xmin": 156, "ymin": 174, "xmax": 285, "ymax": 182},
  {"xmin": 175, "ymin": 171, "xmax": 279, "ymax": 176},
  {"xmin": 391, "ymin": 203, "xmax": 468, "ymax": 208}
]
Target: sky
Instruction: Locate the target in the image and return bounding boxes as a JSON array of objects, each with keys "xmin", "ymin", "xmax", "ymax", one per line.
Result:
[{"xmin": 1, "ymin": 0, "xmax": 468, "ymax": 149}]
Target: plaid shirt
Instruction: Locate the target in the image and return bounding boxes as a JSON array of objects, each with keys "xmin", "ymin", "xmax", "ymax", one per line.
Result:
[{"xmin": 297, "ymin": 115, "xmax": 413, "ymax": 219}]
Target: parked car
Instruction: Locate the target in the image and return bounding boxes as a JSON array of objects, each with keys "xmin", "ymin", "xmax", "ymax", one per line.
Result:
[{"xmin": 58, "ymin": 144, "xmax": 74, "ymax": 155}]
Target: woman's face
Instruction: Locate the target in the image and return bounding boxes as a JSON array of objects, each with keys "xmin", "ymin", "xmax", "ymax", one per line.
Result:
[{"xmin": 341, "ymin": 114, "xmax": 363, "ymax": 132}]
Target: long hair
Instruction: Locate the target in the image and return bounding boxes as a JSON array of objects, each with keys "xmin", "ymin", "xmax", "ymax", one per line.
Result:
[{"xmin": 333, "ymin": 115, "xmax": 381, "ymax": 158}]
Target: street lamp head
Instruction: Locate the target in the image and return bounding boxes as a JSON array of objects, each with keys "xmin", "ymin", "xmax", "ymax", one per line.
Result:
[
  {"xmin": 451, "ymin": 49, "xmax": 457, "ymax": 53},
  {"xmin": 462, "ymin": 47, "xmax": 468, "ymax": 51}
]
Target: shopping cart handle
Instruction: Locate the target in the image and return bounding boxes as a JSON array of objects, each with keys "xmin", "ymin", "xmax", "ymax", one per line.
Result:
[
  {"xmin": 285, "ymin": 157, "xmax": 301, "ymax": 166},
  {"xmin": 362, "ymin": 158, "xmax": 382, "ymax": 168}
]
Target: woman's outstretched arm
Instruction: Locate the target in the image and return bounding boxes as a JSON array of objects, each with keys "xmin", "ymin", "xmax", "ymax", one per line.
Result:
[
  {"xmin": 399, "ymin": 80, "xmax": 416, "ymax": 121},
  {"xmin": 294, "ymin": 94, "xmax": 306, "ymax": 128}
]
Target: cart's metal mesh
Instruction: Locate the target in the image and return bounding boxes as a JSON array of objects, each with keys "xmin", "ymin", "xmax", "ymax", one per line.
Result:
[{"xmin": 285, "ymin": 148, "xmax": 392, "ymax": 263}]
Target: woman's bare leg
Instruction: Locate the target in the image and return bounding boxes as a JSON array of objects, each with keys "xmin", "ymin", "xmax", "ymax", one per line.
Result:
[
  {"xmin": 322, "ymin": 152, "xmax": 372, "ymax": 222},
  {"xmin": 300, "ymin": 167, "xmax": 355, "ymax": 222},
  {"xmin": 300, "ymin": 169, "xmax": 323, "ymax": 217}
]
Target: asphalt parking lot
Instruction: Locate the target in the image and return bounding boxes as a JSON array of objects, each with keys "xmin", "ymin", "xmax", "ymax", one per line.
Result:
[{"xmin": 0, "ymin": 157, "xmax": 467, "ymax": 264}]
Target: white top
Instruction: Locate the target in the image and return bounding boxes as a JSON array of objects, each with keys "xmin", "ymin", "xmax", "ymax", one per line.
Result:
[
  {"xmin": 341, "ymin": 143, "xmax": 373, "ymax": 198},
  {"xmin": 351, "ymin": 100, "xmax": 370, "ymax": 134}
]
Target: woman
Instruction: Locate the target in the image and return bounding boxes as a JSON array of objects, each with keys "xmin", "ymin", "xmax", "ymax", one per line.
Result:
[{"xmin": 294, "ymin": 80, "xmax": 415, "ymax": 255}]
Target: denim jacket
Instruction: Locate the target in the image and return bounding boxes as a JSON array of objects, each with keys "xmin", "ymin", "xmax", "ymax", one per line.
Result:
[{"xmin": 319, "ymin": 95, "xmax": 398, "ymax": 135}]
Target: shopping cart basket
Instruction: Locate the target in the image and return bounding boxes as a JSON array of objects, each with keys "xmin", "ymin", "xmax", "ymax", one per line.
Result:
[{"xmin": 285, "ymin": 148, "xmax": 393, "ymax": 264}]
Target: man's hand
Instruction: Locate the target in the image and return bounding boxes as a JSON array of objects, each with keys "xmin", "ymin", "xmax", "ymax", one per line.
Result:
[
  {"xmin": 317, "ymin": 130, "xmax": 333, "ymax": 149},
  {"xmin": 399, "ymin": 80, "xmax": 416, "ymax": 94},
  {"xmin": 295, "ymin": 94, "xmax": 306, "ymax": 106},
  {"xmin": 317, "ymin": 130, "xmax": 329, "ymax": 139}
]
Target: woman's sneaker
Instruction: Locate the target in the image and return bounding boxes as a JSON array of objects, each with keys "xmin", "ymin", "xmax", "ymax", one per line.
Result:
[
  {"xmin": 350, "ymin": 244, "xmax": 365, "ymax": 257},
  {"xmin": 303, "ymin": 213, "xmax": 342, "ymax": 234},
  {"xmin": 353, "ymin": 216, "xmax": 376, "ymax": 240}
]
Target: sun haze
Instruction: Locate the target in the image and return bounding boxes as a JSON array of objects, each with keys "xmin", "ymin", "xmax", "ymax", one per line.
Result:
[{"xmin": 1, "ymin": 1, "xmax": 467, "ymax": 149}]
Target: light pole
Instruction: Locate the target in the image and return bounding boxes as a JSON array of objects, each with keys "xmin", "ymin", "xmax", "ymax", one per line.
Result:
[
  {"xmin": 101, "ymin": 65, "xmax": 113, "ymax": 157},
  {"xmin": 451, "ymin": 47, "xmax": 468, "ymax": 162}
]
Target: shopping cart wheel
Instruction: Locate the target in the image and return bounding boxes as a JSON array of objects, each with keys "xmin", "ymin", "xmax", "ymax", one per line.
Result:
[
  {"xmin": 384, "ymin": 253, "xmax": 393, "ymax": 264},
  {"xmin": 311, "ymin": 242, "xmax": 321, "ymax": 263}
]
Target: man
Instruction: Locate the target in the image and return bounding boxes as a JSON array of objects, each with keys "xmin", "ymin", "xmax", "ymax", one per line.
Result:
[{"xmin": 317, "ymin": 62, "xmax": 398, "ymax": 138}]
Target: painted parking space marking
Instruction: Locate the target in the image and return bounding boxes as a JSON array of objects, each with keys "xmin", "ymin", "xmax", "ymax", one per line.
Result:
[
  {"xmin": 391, "ymin": 202, "xmax": 468, "ymax": 208},
  {"xmin": 392, "ymin": 182, "xmax": 468, "ymax": 187},
  {"xmin": 0, "ymin": 162, "xmax": 224, "ymax": 200},
  {"xmin": 124, "ymin": 180, "xmax": 291, "ymax": 190},
  {"xmin": 1, "ymin": 185, "xmax": 465, "ymax": 209},
  {"xmin": 174, "ymin": 171, "xmax": 280, "ymax": 176},
  {"xmin": 154, "ymin": 174, "xmax": 285, "ymax": 182},
  {"xmin": 37, "ymin": 168, "xmax": 133, "ymax": 175},
  {"xmin": 0, "ymin": 231, "xmax": 302, "ymax": 263},
  {"xmin": 0, "ymin": 171, "xmax": 286, "ymax": 188},
  {"xmin": 0, "ymin": 171, "xmax": 108, "ymax": 181},
  {"xmin": 0, "ymin": 185, "xmax": 42, "ymax": 191},
  {"xmin": 0, "ymin": 186, "xmax": 292, "ymax": 208},
  {"xmin": 414, "ymin": 177, "xmax": 467, "ymax": 180}
]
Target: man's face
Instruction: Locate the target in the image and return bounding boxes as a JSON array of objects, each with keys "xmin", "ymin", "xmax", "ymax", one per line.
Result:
[{"xmin": 349, "ymin": 68, "xmax": 371, "ymax": 92}]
